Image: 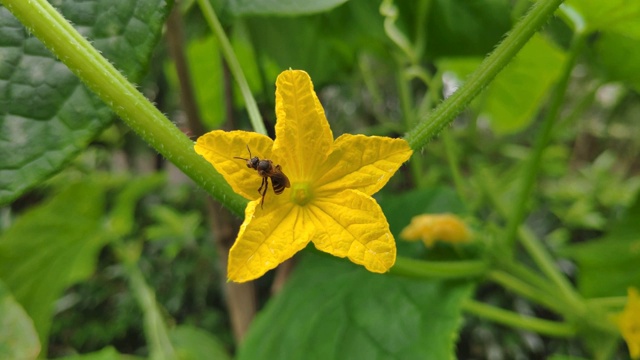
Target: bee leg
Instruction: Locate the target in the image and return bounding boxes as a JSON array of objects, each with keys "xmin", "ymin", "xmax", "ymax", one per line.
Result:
[
  {"xmin": 258, "ymin": 177, "xmax": 265, "ymax": 194},
  {"xmin": 260, "ymin": 177, "xmax": 268, "ymax": 209}
]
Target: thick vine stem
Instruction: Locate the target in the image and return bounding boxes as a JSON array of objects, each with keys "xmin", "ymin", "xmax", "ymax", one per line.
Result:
[
  {"xmin": 1, "ymin": 0, "xmax": 248, "ymax": 216},
  {"xmin": 403, "ymin": 0, "xmax": 564, "ymax": 149}
]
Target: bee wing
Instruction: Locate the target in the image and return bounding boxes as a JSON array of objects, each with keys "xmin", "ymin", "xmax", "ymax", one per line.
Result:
[{"xmin": 271, "ymin": 166, "xmax": 291, "ymax": 194}]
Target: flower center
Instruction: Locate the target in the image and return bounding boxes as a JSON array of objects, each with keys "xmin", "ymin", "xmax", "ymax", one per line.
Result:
[{"xmin": 290, "ymin": 182, "xmax": 314, "ymax": 206}]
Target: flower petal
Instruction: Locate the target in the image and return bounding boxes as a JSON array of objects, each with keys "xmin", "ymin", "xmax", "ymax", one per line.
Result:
[
  {"xmin": 228, "ymin": 199, "xmax": 311, "ymax": 282},
  {"xmin": 616, "ymin": 287, "xmax": 640, "ymax": 359},
  {"xmin": 308, "ymin": 189, "xmax": 396, "ymax": 273},
  {"xmin": 315, "ymin": 134, "xmax": 412, "ymax": 196},
  {"xmin": 272, "ymin": 70, "xmax": 333, "ymax": 183},
  {"xmin": 195, "ymin": 130, "xmax": 274, "ymax": 200}
]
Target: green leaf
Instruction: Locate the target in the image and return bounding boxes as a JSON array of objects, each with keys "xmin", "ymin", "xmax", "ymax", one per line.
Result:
[
  {"xmin": 0, "ymin": 0, "xmax": 171, "ymax": 205},
  {"xmin": 165, "ymin": 35, "xmax": 226, "ymax": 130},
  {"xmin": 481, "ymin": 35, "xmax": 566, "ymax": 134},
  {"xmin": 0, "ymin": 280, "xmax": 40, "ymax": 360},
  {"xmin": 566, "ymin": 0, "xmax": 640, "ymax": 91},
  {"xmin": 109, "ymin": 173, "xmax": 166, "ymax": 237},
  {"xmin": 186, "ymin": 36, "xmax": 225, "ymax": 130},
  {"xmin": 238, "ymin": 252, "xmax": 474, "ymax": 360},
  {"xmin": 0, "ymin": 181, "xmax": 108, "ymax": 353},
  {"xmin": 57, "ymin": 346, "xmax": 143, "ymax": 360},
  {"xmin": 229, "ymin": 0, "xmax": 348, "ymax": 16},
  {"xmin": 566, "ymin": 0, "xmax": 640, "ymax": 33},
  {"xmin": 559, "ymin": 191, "xmax": 640, "ymax": 297},
  {"xmin": 170, "ymin": 326, "xmax": 231, "ymax": 360},
  {"xmin": 592, "ymin": 32, "xmax": 640, "ymax": 92},
  {"xmin": 145, "ymin": 205, "xmax": 201, "ymax": 259},
  {"xmin": 438, "ymin": 34, "xmax": 566, "ymax": 134},
  {"xmin": 123, "ymin": 262, "xmax": 177, "ymax": 359},
  {"xmin": 243, "ymin": 1, "xmax": 386, "ymax": 85},
  {"xmin": 423, "ymin": 0, "xmax": 512, "ymax": 58}
]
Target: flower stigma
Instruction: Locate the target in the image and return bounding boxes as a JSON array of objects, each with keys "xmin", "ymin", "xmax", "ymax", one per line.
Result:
[{"xmin": 291, "ymin": 182, "xmax": 313, "ymax": 206}]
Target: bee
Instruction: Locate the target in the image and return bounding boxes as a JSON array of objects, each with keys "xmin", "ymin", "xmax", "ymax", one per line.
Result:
[{"xmin": 234, "ymin": 146, "xmax": 290, "ymax": 208}]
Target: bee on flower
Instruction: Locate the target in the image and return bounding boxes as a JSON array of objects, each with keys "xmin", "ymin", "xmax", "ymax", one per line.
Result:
[{"xmin": 195, "ymin": 70, "xmax": 412, "ymax": 282}]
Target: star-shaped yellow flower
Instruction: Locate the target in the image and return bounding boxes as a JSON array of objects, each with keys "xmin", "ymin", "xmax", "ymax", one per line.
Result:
[
  {"xmin": 614, "ymin": 287, "xmax": 640, "ymax": 359},
  {"xmin": 195, "ymin": 70, "xmax": 412, "ymax": 282}
]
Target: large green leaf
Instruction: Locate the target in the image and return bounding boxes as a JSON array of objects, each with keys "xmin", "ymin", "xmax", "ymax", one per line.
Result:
[
  {"xmin": 0, "ymin": 280, "xmax": 40, "ymax": 360},
  {"xmin": 0, "ymin": 181, "xmax": 108, "ymax": 352},
  {"xmin": 481, "ymin": 34, "xmax": 566, "ymax": 134},
  {"xmin": 566, "ymin": 0, "xmax": 640, "ymax": 34},
  {"xmin": 566, "ymin": 0, "xmax": 640, "ymax": 91},
  {"xmin": 229, "ymin": 0, "xmax": 348, "ymax": 16},
  {"xmin": 559, "ymin": 191, "xmax": 640, "ymax": 297},
  {"xmin": 592, "ymin": 32, "xmax": 640, "ymax": 92},
  {"xmin": 437, "ymin": 34, "xmax": 566, "ymax": 134},
  {"xmin": 238, "ymin": 252, "xmax": 474, "ymax": 360},
  {"xmin": 0, "ymin": 0, "xmax": 171, "ymax": 205}
]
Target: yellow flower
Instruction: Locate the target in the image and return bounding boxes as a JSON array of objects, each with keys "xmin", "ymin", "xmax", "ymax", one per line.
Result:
[
  {"xmin": 195, "ymin": 70, "xmax": 412, "ymax": 282},
  {"xmin": 400, "ymin": 213, "xmax": 472, "ymax": 247},
  {"xmin": 614, "ymin": 287, "xmax": 640, "ymax": 359}
]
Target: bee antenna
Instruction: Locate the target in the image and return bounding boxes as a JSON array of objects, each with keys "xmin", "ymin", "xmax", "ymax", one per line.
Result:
[{"xmin": 246, "ymin": 145, "xmax": 252, "ymax": 158}]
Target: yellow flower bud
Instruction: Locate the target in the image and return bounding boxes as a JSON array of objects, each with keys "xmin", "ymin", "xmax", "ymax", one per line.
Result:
[{"xmin": 400, "ymin": 213, "xmax": 472, "ymax": 247}]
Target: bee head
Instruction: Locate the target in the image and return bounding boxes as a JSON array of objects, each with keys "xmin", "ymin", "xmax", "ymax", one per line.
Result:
[{"xmin": 248, "ymin": 157, "xmax": 260, "ymax": 169}]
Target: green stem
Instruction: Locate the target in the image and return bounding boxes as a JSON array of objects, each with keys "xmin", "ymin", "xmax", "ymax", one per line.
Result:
[
  {"xmin": 497, "ymin": 260, "xmax": 559, "ymax": 299},
  {"xmin": 124, "ymin": 261, "xmax": 177, "ymax": 360},
  {"xmin": 442, "ymin": 131, "xmax": 467, "ymax": 203},
  {"xmin": 518, "ymin": 227, "xmax": 585, "ymax": 313},
  {"xmin": 196, "ymin": 0, "xmax": 267, "ymax": 135},
  {"xmin": 586, "ymin": 296, "xmax": 627, "ymax": 310},
  {"xmin": 113, "ymin": 242, "xmax": 176, "ymax": 360},
  {"xmin": 502, "ymin": 33, "xmax": 586, "ymax": 251},
  {"xmin": 404, "ymin": 0, "xmax": 564, "ymax": 149},
  {"xmin": 1, "ymin": 0, "xmax": 247, "ymax": 216},
  {"xmin": 478, "ymin": 166, "xmax": 586, "ymax": 315},
  {"xmin": 390, "ymin": 256, "xmax": 488, "ymax": 279},
  {"xmin": 487, "ymin": 270, "xmax": 569, "ymax": 315},
  {"xmin": 396, "ymin": 66, "xmax": 424, "ymax": 188},
  {"xmin": 462, "ymin": 300, "xmax": 577, "ymax": 337}
]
